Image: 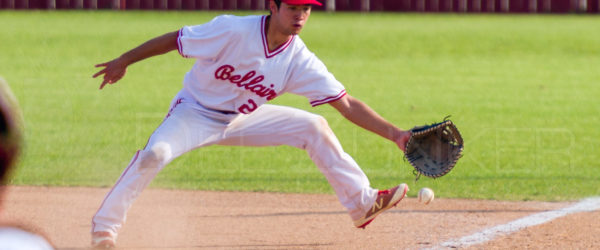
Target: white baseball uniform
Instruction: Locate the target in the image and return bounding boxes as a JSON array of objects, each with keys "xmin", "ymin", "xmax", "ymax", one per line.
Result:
[{"xmin": 92, "ymin": 15, "xmax": 378, "ymax": 236}]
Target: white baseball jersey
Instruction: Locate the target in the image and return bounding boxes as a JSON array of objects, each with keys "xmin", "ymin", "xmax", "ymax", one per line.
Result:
[{"xmin": 177, "ymin": 15, "xmax": 346, "ymax": 114}]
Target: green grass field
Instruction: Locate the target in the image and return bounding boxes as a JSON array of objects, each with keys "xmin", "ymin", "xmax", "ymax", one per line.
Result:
[{"xmin": 1, "ymin": 11, "xmax": 598, "ymax": 201}]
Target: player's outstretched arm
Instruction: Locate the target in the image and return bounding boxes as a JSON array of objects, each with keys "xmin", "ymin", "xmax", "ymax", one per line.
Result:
[
  {"xmin": 329, "ymin": 95, "xmax": 411, "ymax": 152},
  {"xmin": 93, "ymin": 31, "xmax": 179, "ymax": 89}
]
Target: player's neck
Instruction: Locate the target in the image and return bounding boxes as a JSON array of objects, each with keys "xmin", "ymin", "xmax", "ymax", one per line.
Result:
[{"xmin": 265, "ymin": 16, "xmax": 293, "ymax": 51}]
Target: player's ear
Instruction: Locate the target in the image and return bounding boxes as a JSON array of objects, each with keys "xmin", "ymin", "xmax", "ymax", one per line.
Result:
[{"xmin": 269, "ymin": 0, "xmax": 278, "ymax": 15}]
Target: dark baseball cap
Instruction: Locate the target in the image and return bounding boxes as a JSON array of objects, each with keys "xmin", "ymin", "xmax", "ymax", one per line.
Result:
[{"xmin": 282, "ymin": 0, "xmax": 322, "ymax": 6}]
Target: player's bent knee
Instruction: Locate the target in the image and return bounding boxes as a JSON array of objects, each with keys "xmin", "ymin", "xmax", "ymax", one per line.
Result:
[
  {"xmin": 304, "ymin": 115, "xmax": 334, "ymax": 138},
  {"xmin": 139, "ymin": 142, "xmax": 172, "ymax": 170},
  {"xmin": 310, "ymin": 115, "xmax": 329, "ymax": 130}
]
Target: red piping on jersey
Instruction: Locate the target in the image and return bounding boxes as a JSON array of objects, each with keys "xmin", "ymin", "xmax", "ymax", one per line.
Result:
[
  {"xmin": 310, "ymin": 90, "xmax": 347, "ymax": 107},
  {"xmin": 177, "ymin": 28, "xmax": 188, "ymax": 58},
  {"xmin": 261, "ymin": 15, "xmax": 295, "ymax": 59}
]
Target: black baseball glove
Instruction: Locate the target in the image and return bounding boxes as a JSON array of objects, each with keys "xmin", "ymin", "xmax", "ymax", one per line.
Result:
[{"xmin": 405, "ymin": 118, "xmax": 464, "ymax": 180}]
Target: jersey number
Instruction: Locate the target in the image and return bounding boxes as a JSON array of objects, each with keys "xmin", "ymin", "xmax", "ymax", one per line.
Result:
[{"xmin": 237, "ymin": 99, "xmax": 257, "ymax": 114}]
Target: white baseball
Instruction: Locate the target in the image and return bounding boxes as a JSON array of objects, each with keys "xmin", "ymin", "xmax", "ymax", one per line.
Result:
[{"xmin": 418, "ymin": 187, "xmax": 434, "ymax": 205}]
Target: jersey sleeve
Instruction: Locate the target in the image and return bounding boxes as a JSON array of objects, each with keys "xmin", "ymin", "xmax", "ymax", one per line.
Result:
[
  {"xmin": 177, "ymin": 15, "xmax": 237, "ymax": 59},
  {"xmin": 285, "ymin": 49, "xmax": 346, "ymax": 107}
]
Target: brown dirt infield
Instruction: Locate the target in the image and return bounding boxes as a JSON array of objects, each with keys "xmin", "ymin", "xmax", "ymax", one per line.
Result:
[{"xmin": 1, "ymin": 186, "xmax": 598, "ymax": 249}]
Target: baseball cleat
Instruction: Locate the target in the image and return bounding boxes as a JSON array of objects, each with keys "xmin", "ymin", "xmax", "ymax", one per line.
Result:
[
  {"xmin": 353, "ymin": 183, "xmax": 409, "ymax": 229},
  {"xmin": 91, "ymin": 231, "xmax": 116, "ymax": 249}
]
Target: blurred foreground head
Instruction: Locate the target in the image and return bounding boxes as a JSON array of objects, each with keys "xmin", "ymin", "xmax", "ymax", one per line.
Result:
[{"xmin": 0, "ymin": 77, "xmax": 23, "ymax": 183}]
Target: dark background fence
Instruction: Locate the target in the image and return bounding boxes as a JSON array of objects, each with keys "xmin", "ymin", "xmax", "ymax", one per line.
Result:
[{"xmin": 1, "ymin": 0, "xmax": 598, "ymax": 13}]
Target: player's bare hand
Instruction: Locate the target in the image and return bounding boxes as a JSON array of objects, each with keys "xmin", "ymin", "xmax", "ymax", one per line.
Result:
[
  {"xmin": 93, "ymin": 58, "xmax": 128, "ymax": 90},
  {"xmin": 395, "ymin": 130, "xmax": 411, "ymax": 152}
]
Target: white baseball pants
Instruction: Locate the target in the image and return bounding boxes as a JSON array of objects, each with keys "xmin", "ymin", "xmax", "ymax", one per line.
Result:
[{"xmin": 92, "ymin": 90, "xmax": 378, "ymax": 235}]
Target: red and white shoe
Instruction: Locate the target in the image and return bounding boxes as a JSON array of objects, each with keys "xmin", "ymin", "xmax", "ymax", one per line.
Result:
[
  {"xmin": 353, "ymin": 183, "xmax": 409, "ymax": 229},
  {"xmin": 91, "ymin": 231, "xmax": 116, "ymax": 249}
]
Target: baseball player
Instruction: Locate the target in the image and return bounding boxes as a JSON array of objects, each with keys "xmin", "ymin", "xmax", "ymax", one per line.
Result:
[{"xmin": 91, "ymin": 0, "xmax": 412, "ymax": 248}]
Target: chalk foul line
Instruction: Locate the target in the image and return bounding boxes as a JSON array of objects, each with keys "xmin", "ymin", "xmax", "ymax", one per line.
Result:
[{"xmin": 428, "ymin": 197, "xmax": 600, "ymax": 249}]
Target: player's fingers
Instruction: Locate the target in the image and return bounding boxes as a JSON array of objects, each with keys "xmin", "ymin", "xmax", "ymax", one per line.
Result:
[
  {"xmin": 99, "ymin": 80, "xmax": 109, "ymax": 90},
  {"xmin": 95, "ymin": 62, "xmax": 109, "ymax": 68},
  {"xmin": 98, "ymin": 67, "xmax": 126, "ymax": 89},
  {"xmin": 92, "ymin": 69, "xmax": 107, "ymax": 78},
  {"xmin": 100, "ymin": 76, "xmax": 122, "ymax": 89}
]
